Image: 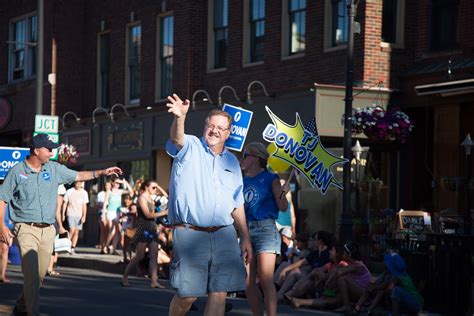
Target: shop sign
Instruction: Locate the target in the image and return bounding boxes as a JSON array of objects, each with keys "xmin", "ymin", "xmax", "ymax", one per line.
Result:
[
  {"xmin": 106, "ymin": 121, "xmax": 143, "ymax": 152},
  {"xmin": 398, "ymin": 209, "xmax": 432, "ymax": 236},
  {"xmin": 62, "ymin": 130, "xmax": 91, "ymax": 156}
]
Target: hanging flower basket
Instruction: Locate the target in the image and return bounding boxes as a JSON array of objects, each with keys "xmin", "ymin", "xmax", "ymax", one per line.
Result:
[
  {"xmin": 57, "ymin": 143, "xmax": 79, "ymax": 165},
  {"xmin": 351, "ymin": 105, "xmax": 415, "ymax": 143}
]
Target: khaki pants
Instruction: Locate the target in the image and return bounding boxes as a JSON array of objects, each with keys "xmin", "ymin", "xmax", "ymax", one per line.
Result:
[{"xmin": 13, "ymin": 223, "xmax": 56, "ymax": 316}]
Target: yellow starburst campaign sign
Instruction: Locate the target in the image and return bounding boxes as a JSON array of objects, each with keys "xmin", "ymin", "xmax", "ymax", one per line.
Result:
[{"xmin": 263, "ymin": 106, "xmax": 347, "ymax": 194}]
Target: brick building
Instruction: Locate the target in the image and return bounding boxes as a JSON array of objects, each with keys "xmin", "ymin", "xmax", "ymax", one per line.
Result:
[{"xmin": 0, "ymin": 0, "xmax": 473, "ymax": 235}]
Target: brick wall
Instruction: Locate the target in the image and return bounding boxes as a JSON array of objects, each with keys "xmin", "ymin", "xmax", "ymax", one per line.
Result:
[{"xmin": 1, "ymin": 0, "xmax": 473, "ymax": 139}]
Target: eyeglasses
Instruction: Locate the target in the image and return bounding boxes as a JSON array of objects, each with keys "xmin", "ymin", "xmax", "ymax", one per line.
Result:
[
  {"xmin": 206, "ymin": 123, "xmax": 230, "ymax": 132},
  {"xmin": 151, "ymin": 186, "xmax": 158, "ymax": 189}
]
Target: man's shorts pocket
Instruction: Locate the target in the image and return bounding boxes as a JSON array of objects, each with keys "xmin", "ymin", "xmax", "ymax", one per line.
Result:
[{"xmin": 170, "ymin": 259, "xmax": 181, "ymax": 289}]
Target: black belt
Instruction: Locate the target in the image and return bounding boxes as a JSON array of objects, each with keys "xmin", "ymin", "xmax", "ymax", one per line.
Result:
[
  {"xmin": 174, "ymin": 223, "xmax": 226, "ymax": 233},
  {"xmin": 23, "ymin": 222, "xmax": 52, "ymax": 228}
]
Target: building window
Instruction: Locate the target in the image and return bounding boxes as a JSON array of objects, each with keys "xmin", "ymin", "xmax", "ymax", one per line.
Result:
[
  {"xmin": 159, "ymin": 16, "xmax": 173, "ymax": 99},
  {"xmin": 126, "ymin": 24, "xmax": 141, "ymax": 105},
  {"xmin": 381, "ymin": 0, "xmax": 405, "ymax": 47},
  {"xmin": 331, "ymin": 0, "xmax": 348, "ymax": 46},
  {"xmin": 213, "ymin": 0, "xmax": 228, "ymax": 68},
  {"xmin": 9, "ymin": 14, "xmax": 37, "ymax": 82},
  {"xmin": 382, "ymin": 0, "xmax": 397, "ymax": 43},
  {"xmin": 250, "ymin": 0, "xmax": 265, "ymax": 63},
  {"xmin": 97, "ymin": 32, "xmax": 110, "ymax": 108},
  {"xmin": 288, "ymin": 0, "xmax": 306, "ymax": 54},
  {"xmin": 430, "ymin": 0, "xmax": 459, "ymax": 51}
]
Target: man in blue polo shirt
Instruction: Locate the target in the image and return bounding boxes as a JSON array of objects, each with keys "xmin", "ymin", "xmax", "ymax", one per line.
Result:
[
  {"xmin": 166, "ymin": 94, "xmax": 252, "ymax": 316},
  {"xmin": 0, "ymin": 133, "xmax": 122, "ymax": 316}
]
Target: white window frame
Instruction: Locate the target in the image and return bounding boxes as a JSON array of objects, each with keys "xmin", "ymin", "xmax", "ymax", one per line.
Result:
[
  {"xmin": 155, "ymin": 13, "xmax": 174, "ymax": 102},
  {"xmin": 323, "ymin": 0, "xmax": 347, "ymax": 52},
  {"xmin": 243, "ymin": 0, "xmax": 265, "ymax": 67},
  {"xmin": 8, "ymin": 12, "xmax": 37, "ymax": 83},
  {"xmin": 281, "ymin": 0, "xmax": 306, "ymax": 59},
  {"xmin": 207, "ymin": 0, "xmax": 228, "ymax": 72},
  {"xmin": 96, "ymin": 30, "xmax": 111, "ymax": 108},
  {"xmin": 380, "ymin": 0, "xmax": 405, "ymax": 48},
  {"xmin": 125, "ymin": 22, "xmax": 141, "ymax": 106}
]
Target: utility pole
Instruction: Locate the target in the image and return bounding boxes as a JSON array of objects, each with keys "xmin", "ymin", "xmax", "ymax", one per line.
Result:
[
  {"xmin": 51, "ymin": 37, "xmax": 57, "ymax": 116},
  {"xmin": 35, "ymin": 0, "xmax": 44, "ymax": 115},
  {"xmin": 340, "ymin": 0, "xmax": 359, "ymax": 243}
]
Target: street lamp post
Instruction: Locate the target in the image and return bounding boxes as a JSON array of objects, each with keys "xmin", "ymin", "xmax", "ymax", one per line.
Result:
[
  {"xmin": 460, "ymin": 133, "xmax": 473, "ymax": 236},
  {"xmin": 352, "ymin": 140, "xmax": 363, "ymax": 217},
  {"xmin": 341, "ymin": 0, "xmax": 359, "ymax": 243}
]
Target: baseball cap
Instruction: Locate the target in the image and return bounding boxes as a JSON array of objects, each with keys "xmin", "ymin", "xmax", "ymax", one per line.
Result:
[
  {"xmin": 280, "ymin": 227, "xmax": 293, "ymax": 239},
  {"xmin": 384, "ymin": 252, "xmax": 407, "ymax": 277},
  {"xmin": 244, "ymin": 142, "xmax": 269, "ymax": 160},
  {"xmin": 30, "ymin": 133, "xmax": 59, "ymax": 149}
]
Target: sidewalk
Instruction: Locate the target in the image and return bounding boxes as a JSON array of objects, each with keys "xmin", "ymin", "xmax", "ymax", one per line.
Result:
[{"xmin": 57, "ymin": 246, "xmax": 127, "ymax": 275}]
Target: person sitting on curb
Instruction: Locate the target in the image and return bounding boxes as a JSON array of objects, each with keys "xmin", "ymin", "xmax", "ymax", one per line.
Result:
[
  {"xmin": 276, "ymin": 231, "xmax": 334, "ymax": 302},
  {"xmin": 384, "ymin": 252, "xmax": 423, "ymax": 316},
  {"xmin": 353, "ymin": 261, "xmax": 394, "ymax": 315},
  {"xmin": 287, "ymin": 242, "xmax": 370, "ymax": 312},
  {"xmin": 283, "ymin": 244, "xmax": 348, "ymax": 300}
]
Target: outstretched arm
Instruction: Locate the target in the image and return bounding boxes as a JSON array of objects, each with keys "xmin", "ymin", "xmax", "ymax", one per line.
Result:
[
  {"xmin": 167, "ymin": 94, "xmax": 190, "ymax": 150},
  {"xmin": 76, "ymin": 167, "xmax": 122, "ymax": 182}
]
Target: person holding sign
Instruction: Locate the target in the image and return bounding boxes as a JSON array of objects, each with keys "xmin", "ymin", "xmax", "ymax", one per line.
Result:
[
  {"xmin": 166, "ymin": 94, "xmax": 252, "ymax": 316},
  {"xmin": 240, "ymin": 142, "xmax": 290, "ymax": 316},
  {"xmin": 0, "ymin": 133, "xmax": 122, "ymax": 316}
]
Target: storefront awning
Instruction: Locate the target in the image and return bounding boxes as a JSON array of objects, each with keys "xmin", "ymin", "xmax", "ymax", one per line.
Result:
[{"xmin": 415, "ymin": 78, "xmax": 474, "ymax": 97}]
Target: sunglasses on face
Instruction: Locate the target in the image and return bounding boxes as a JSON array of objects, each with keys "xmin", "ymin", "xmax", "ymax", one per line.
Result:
[{"xmin": 151, "ymin": 186, "xmax": 158, "ymax": 189}]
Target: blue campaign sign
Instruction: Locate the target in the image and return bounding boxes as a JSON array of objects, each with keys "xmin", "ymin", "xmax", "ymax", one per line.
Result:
[
  {"xmin": 223, "ymin": 103, "xmax": 254, "ymax": 152},
  {"xmin": 0, "ymin": 147, "xmax": 29, "ymax": 180}
]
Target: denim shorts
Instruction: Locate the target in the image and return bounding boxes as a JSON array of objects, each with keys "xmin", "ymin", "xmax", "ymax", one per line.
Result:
[
  {"xmin": 170, "ymin": 225, "xmax": 246, "ymax": 297},
  {"xmin": 248, "ymin": 219, "xmax": 281, "ymax": 255}
]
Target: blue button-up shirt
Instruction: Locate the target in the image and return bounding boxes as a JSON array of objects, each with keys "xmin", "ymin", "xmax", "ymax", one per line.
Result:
[
  {"xmin": 0, "ymin": 159, "xmax": 77, "ymax": 224},
  {"xmin": 166, "ymin": 135, "xmax": 244, "ymax": 227}
]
